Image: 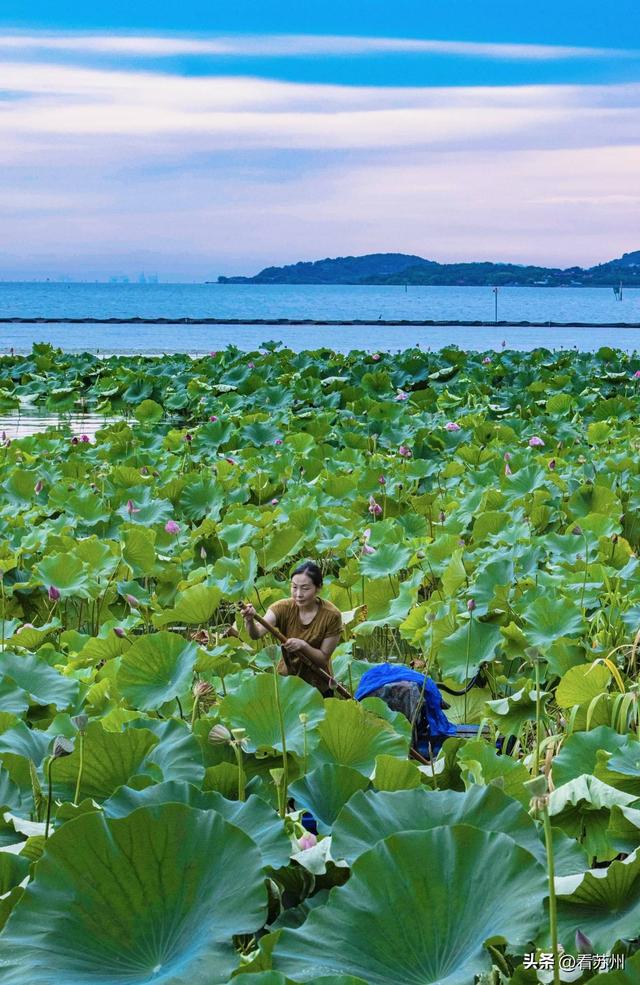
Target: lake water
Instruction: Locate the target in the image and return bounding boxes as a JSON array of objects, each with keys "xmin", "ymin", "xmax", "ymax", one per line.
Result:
[{"xmin": 0, "ymin": 282, "xmax": 639, "ymax": 353}]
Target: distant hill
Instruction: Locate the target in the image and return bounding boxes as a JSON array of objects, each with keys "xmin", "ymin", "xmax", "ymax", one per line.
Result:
[{"xmin": 217, "ymin": 251, "xmax": 640, "ymax": 287}]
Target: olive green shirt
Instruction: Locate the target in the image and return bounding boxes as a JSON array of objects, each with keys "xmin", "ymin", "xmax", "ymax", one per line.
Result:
[{"xmin": 269, "ymin": 597, "xmax": 342, "ymax": 692}]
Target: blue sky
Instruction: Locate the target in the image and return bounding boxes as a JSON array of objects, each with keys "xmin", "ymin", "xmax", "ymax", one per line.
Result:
[{"xmin": 1, "ymin": 2, "xmax": 639, "ymax": 280}]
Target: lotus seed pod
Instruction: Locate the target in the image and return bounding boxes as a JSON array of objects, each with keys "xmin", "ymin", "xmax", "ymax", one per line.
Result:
[
  {"xmin": 72, "ymin": 714, "xmax": 89, "ymax": 733},
  {"xmin": 193, "ymin": 680, "xmax": 214, "ymax": 699},
  {"xmin": 208, "ymin": 724, "xmax": 232, "ymax": 744},
  {"xmin": 53, "ymin": 736, "xmax": 74, "ymax": 758}
]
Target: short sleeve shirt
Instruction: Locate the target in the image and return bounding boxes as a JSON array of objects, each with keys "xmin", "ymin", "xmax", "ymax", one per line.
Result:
[{"xmin": 269, "ymin": 597, "xmax": 342, "ymax": 691}]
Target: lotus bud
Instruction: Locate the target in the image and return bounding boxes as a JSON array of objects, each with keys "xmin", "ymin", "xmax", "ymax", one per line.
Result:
[
  {"xmin": 209, "ymin": 415, "xmax": 218, "ymax": 422},
  {"xmin": 34, "ymin": 479, "xmax": 44, "ymax": 494},
  {"xmin": 48, "ymin": 585, "xmax": 61, "ymax": 602},
  {"xmin": 140, "ymin": 466, "xmax": 149, "ymax": 475},
  {"xmin": 528, "ymin": 435, "xmax": 545, "ymax": 447},
  {"xmin": 572, "ymin": 525, "xmax": 583, "ymax": 536},
  {"xmin": 504, "ymin": 463, "xmax": 512, "ymax": 476},
  {"xmin": 80, "ymin": 434, "xmax": 90, "ymax": 443},
  {"xmin": 548, "ymin": 458, "xmax": 556, "ymax": 470},
  {"xmin": 299, "ymin": 713, "xmax": 309, "ymax": 725},
  {"xmin": 208, "ymin": 723, "xmax": 232, "ymax": 744},
  {"xmin": 372, "ymin": 353, "xmax": 381, "ymax": 361},
  {"xmin": 193, "ymin": 680, "xmax": 215, "ymax": 699},
  {"xmin": 53, "ymin": 735, "xmax": 74, "ymax": 758},
  {"xmin": 126, "ymin": 499, "xmax": 136, "ymax": 515},
  {"xmin": 503, "ymin": 451, "xmax": 511, "ymax": 461},
  {"xmin": 274, "ymin": 438, "xmax": 283, "ymax": 446},
  {"xmin": 184, "ymin": 432, "xmax": 193, "ymax": 442},
  {"xmin": 439, "ymin": 510, "xmax": 446, "ymax": 522},
  {"xmin": 164, "ymin": 520, "xmax": 180, "ymax": 535},
  {"xmin": 575, "ymin": 929, "xmax": 593, "ymax": 955},
  {"xmin": 271, "ymin": 498, "xmax": 279, "ymax": 505},
  {"xmin": 113, "ymin": 626, "xmax": 126, "ymax": 638},
  {"xmin": 71, "ymin": 436, "xmax": 79, "ymax": 445},
  {"xmin": 125, "ymin": 594, "xmax": 139, "ymax": 608},
  {"xmin": 200, "ymin": 545, "xmax": 207, "ymax": 560},
  {"xmin": 467, "ymin": 598, "xmax": 476, "ymax": 612},
  {"xmin": 72, "ymin": 714, "xmax": 89, "ymax": 733},
  {"xmin": 378, "ymin": 475, "xmax": 386, "ymax": 484},
  {"xmin": 416, "ymin": 549, "xmax": 425, "ymax": 559},
  {"xmin": 297, "ymin": 832, "xmax": 317, "ymax": 851},
  {"xmin": 445, "ymin": 422, "xmax": 461, "ymax": 432}
]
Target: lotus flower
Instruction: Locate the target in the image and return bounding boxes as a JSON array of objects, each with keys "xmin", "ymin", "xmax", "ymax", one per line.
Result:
[
  {"xmin": 368, "ymin": 496, "xmax": 382, "ymax": 516},
  {"xmin": 274, "ymin": 438, "xmax": 283, "ymax": 446},
  {"xmin": 209, "ymin": 415, "xmax": 218, "ymax": 422},
  {"xmin": 395, "ymin": 390, "xmax": 409, "ymax": 401},
  {"xmin": 209, "ymin": 351, "xmax": 218, "ymax": 357},
  {"xmin": 48, "ymin": 585, "xmax": 60, "ymax": 602},
  {"xmin": 503, "ymin": 451, "xmax": 511, "ymax": 461},
  {"xmin": 634, "ymin": 370, "xmax": 640, "ymax": 379},
  {"xmin": 113, "ymin": 627, "xmax": 127, "ymax": 638},
  {"xmin": 528, "ymin": 436, "xmax": 545, "ymax": 447},
  {"xmin": 297, "ymin": 832, "xmax": 318, "ymax": 851},
  {"xmin": 225, "ymin": 457, "xmax": 237, "ymax": 465},
  {"xmin": 52, "ymin": 736, "xmax": 74, "ymax": 758},
  {"xmin": 362, "ymin": 543, "xmax": 376, "ymax": 555},
  {"xmin": 80, "ymin": 434, "xmax": 90, "ymax": 443},
  {"xmin": 192, "ymin": 680, "xmax": 215, "ymax": 699},
  {"xmin": 34, "ymin": 479, "xmax": 44, "ymax": 494},
  {"xmin": 372, "ymin": 353, "xmax": 381, "ymax": 361},
  {"xmin": 271, "ymin": 498, "xmax": 279, "ymax": 505},
  {"xmin": 200, "ymin": 545, "xmax": 207, "ymax": 559},
  {"xmin": 126, "ymin": 499, "xmax": 140, "ymax": 515},
  {"xmin": 184, "ymin": 432, "xmax": 193, "ymax": 442},
  {"xmin": 445, "ymin": 422, "xmax": 461, "ymax": 432},
  {"xmin": 482, "ymin": 356, "xmax": 492, "ymax": 364},
  {"xmin": 208, "ymin": 724, "xmax": 232, "ymax": 744},
  {"xmin": 125, "ymin": 594, "xmax": 139, "ymax": 608},
  {"xmin": 439, "ymin": 510, "xmax": 446, "ymax": 522},
  {"xmin": 548, "ymin": 458, "xmax": 556, "ymax": 470},
  {"xmin": 248, "ymin": 361, "xmax": 255, "ymax": 369},
  {"xmin": 71, "ymin": 436, "xmax": 79, "ymax": 445},
  {"xmin": 467, "ymin": 599, "xmax": 476, "ymax": 612},
  {"xmin": 398, "ymin": 445, "xmax": 412, "ymax": 458},
  {"xmin": 165, "ymin": 520, "xmax": 180, "ymax": 535},
  {"xmin": 378, "ymin": 475, "xmax": 386, "ymax": 485}
]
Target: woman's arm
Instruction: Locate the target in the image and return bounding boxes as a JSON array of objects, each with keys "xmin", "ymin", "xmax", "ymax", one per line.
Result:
[
  {"xmin": 240, "ymin": 603, "xmax": 277, "ymax": 640},
  {"xmin": 282, "ymin": 633, "xmax": 341, "ymax": 668}
]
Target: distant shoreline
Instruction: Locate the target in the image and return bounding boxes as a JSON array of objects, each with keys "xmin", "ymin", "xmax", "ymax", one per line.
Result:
[{"xmin": 2, "ymin": 317, "xmax": 640, "ymax": 328}]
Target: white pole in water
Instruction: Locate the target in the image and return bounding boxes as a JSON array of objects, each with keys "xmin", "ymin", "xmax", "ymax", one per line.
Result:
[{"xmin": 493, "ymin": 287, "xmax": 499, "ymax": 323}]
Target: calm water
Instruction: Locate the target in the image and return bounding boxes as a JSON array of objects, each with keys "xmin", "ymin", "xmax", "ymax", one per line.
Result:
[{"xmin": 0, "ymin": 283, "xmax": 639, "ymax": 353}]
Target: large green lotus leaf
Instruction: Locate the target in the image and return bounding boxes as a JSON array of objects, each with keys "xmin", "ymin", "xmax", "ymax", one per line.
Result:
[
  {"xmin": 102, "ymin": 782, "xmax": 290, "ymax": 868},
  {"xmin": 0, "ymin": 652, "xmax": 79, "ymax": 710},
  {"xmin": 220, "ymin": 674, "xmax": 325, "ymax": 757},
  {"xmin": 0, "ymin": 768, "xmax": 22, "ymax": 813},
  {"xmin": 0, "ymin": 852, "xmax": 28, "ymax": 897},
  {"xmin": 457, "ymin": 739, "xmax": 530, "ymax": 807},
  {"xmin": 587, "ymin": 952, "xmax": 640, "ymax": 985},
  {"xmin": 241, "ymin": 421, "xmax": 282, "ymax": 447},
  {"xmin": 262, "ymin": 527, "xmax": 306, "ymax": 572},
  {"xmin": 484, "ymin": 683, "xmax": 550, "ymax": 738},
  {"xmin": 52, "ymin": 723, "xmax": 159, "ymax": 802},
  {"xmin": 331, "ymin": 785, "xmax": 586, "ymax": 875},
  {"xmin": 0, "ymin": 721, "xmax": 52, "ymax": 768},
  {"xmin": 0, "ymin": 682, "xmax": 29, "ymax": 717},
  {"xmin": 130, "ymin": 719, "xmax": 205, "ymax": 786},
  {"xmin": 212, "ymin": 547, "xmax": 258, "ymax": 600},
  {"xmin": 436, "ymin": 619, "xmax": 502, "ymax": 684},
  {"xmin": 273, "ymin": 826, "xmax": 546, "ymax": 985},
  {"xmin": 134, "ymin": 398, "xmax": 163, "ymax": 423},
  {"xmin": 372, "ymin": 754, "xmax": 422, "ymax": 791},
  {"xmin": 218, "ymin": 522, "xmax": 258, "ymax": 551},
  {"xmin": 121, "ymin": 524, "xmax": 157, "ymax": 576},
  {"xmin": 289, "ymin": 765, "xmax": 369, "ymax": 834},
  {"xmin": 310, "ymin": 698, "xmax": 410, "ymax": 776},
  {"xmin": 552, "ymin": 727, "xmax": 629, "ymax": 786},
  {"xmin": 547, "ymin": 774, "xmax": 636, "ymax": 862},
  {"xmin": 358, "ymin": 542, "xmax": 412, "ymax": 578},
  {"xmin": 567, "ymin": 482, "xmax": 620, "ymax": 519},
  {"xmin": 522, "ymin": 596, "xmax": 587, "ymax": 649},
  {"xmin": 192, "ymin": 420, "xmax": 234, "ymax": 454},
  {"xmin": 36, "ymin": 553, "xmax": 90, "ymax": 599},
  {"xmin": 116, "ymin": 632, "xmax": 198, "ymax": 710},
  {"xmin": 0, "ymin": 805, "xmax": 266, "ymax": 984},
  {"xmin": 6, "ymin": 621, "xmax": 60, "ymax": 651},
  {"xmin": 180, "ymin": 479, "xmax": 224, "ymax": 522},
  {"xmin": 608, "ymin": 803, "xmax": 640, "ymax": 854},
  {"xmin": 153, "ymin": 584, "xmax": 222, "ymax": 627},
  {"xmin": 555, "ymin": 848, "xmax": 640, "ymax": 952},
  {"xmin": 353, "ymin": 574, "xmax": 421, "ymax": 636},
  {"xmin": 595, "ymin": 742, "xmax": 640, "ymax": 796},
  {"xmin": 555, "ymin": 663, "xmax": 611, "ymax": 708}
]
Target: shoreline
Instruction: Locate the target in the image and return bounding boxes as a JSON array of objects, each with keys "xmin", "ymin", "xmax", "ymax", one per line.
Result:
[{"xmin": 2, "ymin": 316, "xmax": 640, "ymax": 328}]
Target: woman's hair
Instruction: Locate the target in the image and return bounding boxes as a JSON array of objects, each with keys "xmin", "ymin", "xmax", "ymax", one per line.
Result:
[{"xmin": 291, "ymin": 560, "xmax": 323, "ymax": 588}]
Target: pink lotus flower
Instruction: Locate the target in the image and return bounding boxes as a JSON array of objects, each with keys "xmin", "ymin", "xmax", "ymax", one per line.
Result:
[
  {"xmin": 398, "ymin": 445, "xmax": 412, "ymax": 458},
  {"xmin": 274, "ymin": 438, "xmax": 283, "ymax": 446},
  {"xmin": 209, "ymin": 415, "xmax": 218, "ymax": 422},
  {"xmin": 165, "ymin": 520, "xmax": 180, "ymax": 535},
  {"xmin": 126, "ymin": 499, "xmax": 140, "ymax": 515},
  {"xmin": 634, "ymin": 370, "xmax": 640, "ymax": 379},
  {"xmin": 528, "ymin": 436, "xmax": 545, "ymax": 447},
  {"xmin": 548, "ymin": 458, "xmax": 556, "ymax": 470},
  {"xmin": 372, "ymin": 353, "xmax": 381, "ymax": 361},
  {"xmin": 362, "ymin": 542, "xmax": 376, "ymax": 555},
  {"xmin": 34, "ymin": 479, "xmax": 44, "ymax": 494},
  {"xmin": 48, "ymin": 585, "xmax": 60, "ymax": 602},
  {"xmin": 395, "ymin": 390, "xmax": 409, "ymax": 401},
  {"xmin": 184, "ymin": 433, "xmax": 193, "ymax": 442},
  {"xmin": 445, "ymin": 422, "xmax": 461, "ymax": 432},
  {"xmin": 297, "ymin": 832, "xmax": 317, "ymax": 851},
  {"xmin": 503, "ymin": 452, "xmax": 511, "ymax": 461},
  {"xmin": 113, "ymin": 627, "xmax": 126, "ymax": 639},
  {"xmin": 482, "ymin": 356, "xmax": 492, "ymax": 365},
  {"xmin": 368, "ymin": 496, "xmax": 382, "ymax": 516},
  {"xmin": 80, "ymin": 434, "xmax": 90, "ymax": 443},
  {"xmin": 271, "ymin": 498, "xmax": 279, "ymax": 505},
  {"xmin": 248, "ymin": 361, "xmax": 255, "ymax": 369},
  {"xmin": 378, "ymin": 475, "xmax": 386, "ymax": 485},
  {"xmin": 209, "ymin": 351, "xmax": 218, "ymax": 357}
]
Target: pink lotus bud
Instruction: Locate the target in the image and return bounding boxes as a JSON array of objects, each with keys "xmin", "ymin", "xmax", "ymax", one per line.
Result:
[
  {"xmin": 113, "ymin": 627, "xmax": 127, "ymax": 638},
  {"xmin": 184, "ymin": 432, "xmax": 193, "ymax": 442},
  {"xmin": 368, "ymin": 496, "xmax": 382, "ymax": 516},
  {"xmin": 200, "ymin": 545, "xmax": 207, "ymax": 559},
  {"xmin": 634, "ymin": 370, "xmax": 640, "ymax": 379},
  {"xmin": 53, "ymin": 735, "xmax": 74, "ymax": 758},
  {"xmin": 193, "ymin": 680, "xmax": 215, "ymax": 699},
  {"xmin": 271, "ymin": 498, "xmax": 279, "ymax": 505},
  {"xmin": 209, "ymin": 351, "xmax": 218, "ymax": 357},
  {"xmin": 208, "ymin": 724, "xmax": 232, "ymax": 744},
  {"xmin": 467, "ymin": 598, "xmax": 476, "ymax": 612},
  {"xmin": 363, "ymin": 528, "xmax": 372, "ymax": 540},
  {"xmin": 165, "ymin": 520, "xmax": 180, "ymax": 535},
  {"xmin": 438, "ymin": 510, "xmax": 446, "ymax": 522},
  {"xmin": 378, "ymin": 475, "xmax": 386, "ymax": 485},
  {"xmin": 575, "ymin": 929, "xmax": 593, "ymax": 954},
  {"xmin": 572, "ymin": 525, "xmax": 583, "ymax": 536},
  {"xmin": 248, "ymin": 361, "xmax": 255, "ymax": 369},
  {"xmin": 528, "ymin": 435, "xmax": 545, "ymax": 447},
  {"xmin": 34, "ymin": 479, "xmax": 44, "ymax": 494},
  {"xmin": 548, "ymin": 458, "xmax": 556, "ymax": 470},
  {"xmin": 80, "ymin": 434, "xmax": 90, "ymax": 443},
  {"xmin": 274, "ymin": 438, "xmax": 283, "ymax": 446},
  {"xmin": 71, "ymin": 436, "xmax": 79, "ymax": 445},
  {"xmin": 48, "ymin": 585, "xmax": 60, "ymax": 601},
  {"xmin": 503, "ymin": 452, "xmax": 511, "ymax": 461},
  {"xmin": 372, "ymin": 353, "xmax": 381, "ymax": 361},
  {"xmin": 482, "ymin": 356, "xmax": 492, "ymax": 364},
  {"xmin": 445, "ymin": 422, "xmax": 461, "ymax": 432},
  {"xmin": 297, "ymin": 832, "xmax": 317, "ymax": 851},
  {"xmin": 126, "ymin": 499, "xmax": 139, "ymax": 515},
  {"xmin": 225, "ymin": 457, "xmax": 237, "ymax": 465},
  {"xmin": 209, "ymin": 415, "xmax": 218, "ymax": 422},
  {"xmin": 125, "ymin": 594, "xmax": 139, "ymax": 608},
  {"xmin": 395, "ymin": 390, "xmax": 409, "ymax": 401},
  {"xmin": 398, "ymin": 445, "xmax": 412, "ymax": 458}
]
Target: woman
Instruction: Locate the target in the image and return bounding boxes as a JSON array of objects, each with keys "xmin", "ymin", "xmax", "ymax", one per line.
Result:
[{"xmin": 240, "ymin": 561, "xmax": 342, "ymax": 696}]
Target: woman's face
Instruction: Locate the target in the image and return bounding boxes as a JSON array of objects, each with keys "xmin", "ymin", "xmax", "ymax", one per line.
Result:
[{"xmin": 291, "ymin": 573, "xmax": 318, "ymax": 606}]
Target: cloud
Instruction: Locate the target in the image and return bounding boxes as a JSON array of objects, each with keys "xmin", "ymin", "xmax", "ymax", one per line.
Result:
[{"xmin": 0, "ymin": 31, "xmax": 634, "ymax": 61}]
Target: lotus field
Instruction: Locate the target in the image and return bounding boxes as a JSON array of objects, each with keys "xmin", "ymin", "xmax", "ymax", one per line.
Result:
[{"xmin": 2, "ymin": 341, "xmax": 640, "ymax": 984}]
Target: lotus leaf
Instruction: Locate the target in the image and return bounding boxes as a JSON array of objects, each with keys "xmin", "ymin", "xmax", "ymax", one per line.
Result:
[
  {"xmin": 116, "ymin": 632, "xmax": 199, "ymax": 710},
  {"xmin": 0, "ymin": 651, "xmax": 79, "ymax": 710},
  {"xmin": 220, "ymin": 674, "xmax": 324, "ymax": 756},
  {"xmin": 289, "ymin": 765, "xmax": 369, "ymax": 833},
  {"xmin": 311, "ymin": 698, "xmax": 410, "ymax": 776}
]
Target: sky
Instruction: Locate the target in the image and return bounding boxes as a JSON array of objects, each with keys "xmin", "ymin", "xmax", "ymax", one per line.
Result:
[{"xmin": 1, "ymin": 1, "xmax": 639, "ymax": 281}]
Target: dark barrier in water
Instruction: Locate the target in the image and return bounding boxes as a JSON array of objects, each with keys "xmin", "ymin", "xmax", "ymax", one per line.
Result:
[{"xmin": 1, "ymin": 317, "xmax": 640, "ymax": 328}]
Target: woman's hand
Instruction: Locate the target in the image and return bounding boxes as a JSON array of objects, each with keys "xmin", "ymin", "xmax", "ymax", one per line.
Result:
[
  {"xmin": 283, "ymin": 637, "xmax": 307, "ymax": 653},
  {"xmin": 239, "ymin": 603, "xmax": 257, "ymax": 622}
]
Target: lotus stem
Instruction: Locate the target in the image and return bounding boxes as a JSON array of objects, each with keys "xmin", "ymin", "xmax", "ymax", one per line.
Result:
[
  {"xmin": 534, "ymin": 657, "xmax": 542, "ymax": 777},
  {"xmin": 233, "ymin": 741, "xmax": 245, "ymax": 802},
  {"xmin": 73, "ymin": 733, "xmax": 84, "ymax": 806},
  {"xmin": 272, "ymin": 669, "xmax": 288, "ymax": 819},
  {"xmin": 45, "ymin": 757, "xmax": 54, "ymax": 839},
  {"xmin": 175, "ymin": 695, "xmax": 185, "ymax": 720},
  {"xmin": 541, "ymin": 800, "xmax": 560, "ymax": 985}
]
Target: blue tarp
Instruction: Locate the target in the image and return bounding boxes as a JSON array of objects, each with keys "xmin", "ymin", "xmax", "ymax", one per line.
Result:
[{"xmin": 355, "ymin": 662, "xmax": 457, "ymax": 753}]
